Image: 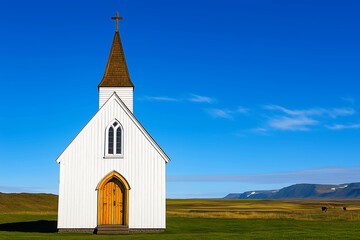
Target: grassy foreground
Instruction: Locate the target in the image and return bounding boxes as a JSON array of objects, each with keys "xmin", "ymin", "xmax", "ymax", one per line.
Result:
[
  {"xmin": 1, "ymin": 214, "xmax": 360, "ymax": 239},
  {"xmin": 1, "ymin": 196, "xmax": 360, "ymax": 239}
]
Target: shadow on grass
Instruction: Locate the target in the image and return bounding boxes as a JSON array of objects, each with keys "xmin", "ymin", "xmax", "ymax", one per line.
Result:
[{"xmin": 0, "ymin": 220, "xmax": 57, "ymax": 233}]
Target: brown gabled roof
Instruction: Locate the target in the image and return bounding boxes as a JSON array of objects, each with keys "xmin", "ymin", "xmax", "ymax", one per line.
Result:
[{"xmin": 98, "ymin": 31, "xmax": 134, "ymax": 88}]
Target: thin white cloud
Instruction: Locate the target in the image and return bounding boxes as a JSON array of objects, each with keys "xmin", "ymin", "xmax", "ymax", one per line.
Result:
[
  {"xmin": 252, "ymin": 128, "xmax": 268, "ymax": 132},
  {"xmin": 143, "ymin": 96, "xmax": 180, "ymax": 101},
  {"xmin": 237, "ymin": 106, "xmax": 249, "ymax": 114},
  {"xmin": 141, "ymin": 93, "xmax": 216, "ymax": 103},
  {"xmin": 265, "ymin": 104, "xmax": 319, "ymax": 116},
  {"xmin": 326, "ymin": 123, "xmax": 360, "ymax": 130},
  {"xmin": 329, "ymin": 108, "xmax": 356, "ymax": 118},
  {"xmin": 264, "ymin": 105, "xmax": 355, "ymax": 118},
  {"xmin": 189, "ymin": 94, "xmax": 215, "ymax": 103},
  {"xmin": 249, "ymin": 127, "xmax": 271, "ymax": 136},
  {"xmin": 341, "ymin": 97, "xmax": 355, "ymax": 103},
  {"xmin": 206, "ymin": 106, "xmax": 249, "ymax": 120},
  {"xmin": 263, "ymin": 104, "xmax": 356, "ymax": 131},
  {"xmin": 167, "ymin": 191, "xmax": 228, "ymax": 199},
  {"xmin": 206, "ymin": 109, "xmax": 234, "ymax": 119},
  {"xmin": 233, "ymin": 133, "xmax": 247, "ymax": 137},
  {"xmin": 167, "ymin": 167, "xmax": 360, "ymax": 184},
  {"xmin": 0, "ymin": 185, "xmax": 57, "ymax": 194},
  {"xmin": 269, "ymin": 116, "xmax": 318, "ymax": 131}
]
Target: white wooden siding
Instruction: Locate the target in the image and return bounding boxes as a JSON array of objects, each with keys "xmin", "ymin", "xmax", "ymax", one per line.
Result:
[
  {"xmin": 99, "ymin": 87, "xmax": 133, "ymax": 112},
  {"xmin": 57, "ymin": 94, "xmax": 166, "ymax": 229}
]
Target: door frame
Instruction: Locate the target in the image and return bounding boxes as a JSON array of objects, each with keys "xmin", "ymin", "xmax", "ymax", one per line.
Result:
[{"xmin": 97, "ymin": 171, "xmax": 130, "ymax": 226}]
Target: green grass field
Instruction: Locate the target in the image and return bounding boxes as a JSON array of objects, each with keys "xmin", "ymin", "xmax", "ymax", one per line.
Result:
[{"xmin": 1, "ymin": 194, "xmax": 360, "ymax": 239}]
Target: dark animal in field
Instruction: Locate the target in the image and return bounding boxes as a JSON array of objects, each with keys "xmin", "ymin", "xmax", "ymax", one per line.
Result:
[
  {"xmin": 322, "ymin": 207, "xmax": 328, "ymax": 212},
  {"xmin": 343, "ymin": 207, "xmax": 347, "ymax": 211}
]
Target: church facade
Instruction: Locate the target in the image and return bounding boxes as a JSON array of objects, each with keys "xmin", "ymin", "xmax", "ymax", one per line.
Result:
[{"xmin": 56, "ymin": 14, "xmax": 170, "ymax": 233}]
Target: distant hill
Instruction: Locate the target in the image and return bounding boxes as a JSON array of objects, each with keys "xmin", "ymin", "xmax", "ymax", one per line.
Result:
[
  {"xmin": 0, "ymin": 192, "xmax": 58, "ymax": 213},
  {"xmin": 224, "ymin": 183, "xmax": 360, "ymax": 200}
]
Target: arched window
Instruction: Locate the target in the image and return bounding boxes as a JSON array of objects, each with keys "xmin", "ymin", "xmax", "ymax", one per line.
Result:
[
  {"xmin": 108, "ymin": 127, "xmax": 114, "ymax": 154},
  {"xmin": 105, "ymin": 120, "xmax": 123, "ymax": 158},
  {"xmin": 116, "ymin": 127, "xmax": 121, "ymax": 154}
]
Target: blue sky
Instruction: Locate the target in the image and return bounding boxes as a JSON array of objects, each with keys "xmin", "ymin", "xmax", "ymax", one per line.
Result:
[{"xmin": 0, "ymin": 0, "xmax": 359, "ymax": 198}]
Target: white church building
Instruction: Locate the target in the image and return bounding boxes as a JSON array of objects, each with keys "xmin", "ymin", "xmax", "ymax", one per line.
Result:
[{"xmin": 56, "ymin": 13, "xmax": 170, "ymax": 234}]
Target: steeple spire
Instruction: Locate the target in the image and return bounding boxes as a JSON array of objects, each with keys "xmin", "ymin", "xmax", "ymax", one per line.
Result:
[{"xmin": 98, "ymin": 13, "xmax": 134, "ymax": 88}]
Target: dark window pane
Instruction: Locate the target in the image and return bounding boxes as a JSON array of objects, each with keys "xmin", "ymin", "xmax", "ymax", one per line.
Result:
[
  {"xmin": 108, "ymin": 127, "xmax": 114, "ymax": 154},
  {"xmin": 113, "ymin": 122, "xmax": 118, "ymax": 127},
  {"xmin": 116, "ymin": 128, "xmax": 121, "ymax": 154}
]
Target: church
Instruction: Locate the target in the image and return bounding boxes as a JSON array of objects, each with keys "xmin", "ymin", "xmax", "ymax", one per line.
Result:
[{"xmin": 56, "ymin": 13, "xmax": 170, "ymax": 234}]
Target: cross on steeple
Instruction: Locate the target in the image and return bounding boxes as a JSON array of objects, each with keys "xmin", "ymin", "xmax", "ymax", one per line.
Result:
[
  {"xmin": 111, "ymin": 12, "xmax": 123, "ymax": 32},
  {"xmin": 99, "ymin": 12, "xmax": 134, "ymax": 90}
]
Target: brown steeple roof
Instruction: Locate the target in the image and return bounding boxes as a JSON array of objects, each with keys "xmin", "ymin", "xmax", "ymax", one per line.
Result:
[{"xmin": 98, "ymin": 31, "xmax": 134, "ymax": 88}]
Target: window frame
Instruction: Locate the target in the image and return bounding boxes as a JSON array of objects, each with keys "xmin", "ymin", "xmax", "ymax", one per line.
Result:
[{"xmin": 104, "ymin": 119, "xmax": 124, "ymax": 159}]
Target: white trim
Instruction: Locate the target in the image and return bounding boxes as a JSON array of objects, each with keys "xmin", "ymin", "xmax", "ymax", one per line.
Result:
[
  {"xmin": 103, "ymin": 155, "xmax": 124, "ymax": 159},
  {"xmin": 95, "ymin": 170, "xmax": 131, "ymax": 190},
  {"xmin": 104, "ymin": 119, "xmax": 124, "ymax": 159}
]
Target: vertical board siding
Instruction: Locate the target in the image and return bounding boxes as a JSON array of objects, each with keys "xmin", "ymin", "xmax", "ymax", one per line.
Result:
[
  {"xmin": 99, "ymin": 87, "xmax": 133, "ymax": 112},
  {"xmin": 57, "ymin": 97, "xmax": 166, "ymax": 229}
]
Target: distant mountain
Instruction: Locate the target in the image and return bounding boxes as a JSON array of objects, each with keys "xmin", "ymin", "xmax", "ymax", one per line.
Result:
[{"xmin": 224, "ymin": 183, "xmax": 360, "ymax": 199}]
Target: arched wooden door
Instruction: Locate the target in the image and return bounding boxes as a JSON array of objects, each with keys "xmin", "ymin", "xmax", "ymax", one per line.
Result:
[
  {"xmin": 101, "ymin": 178, "xmax": 124, "ymax": 224},
  {"xmin": 98, "ymin": 172, "xmax": 130, "ymax": 226}
]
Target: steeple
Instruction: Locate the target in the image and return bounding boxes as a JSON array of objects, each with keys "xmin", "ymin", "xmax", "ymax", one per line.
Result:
[
  {"xmin": 98, "ymin": 13, "xmax": 134, "ymax": 111},
  {"xmin": 98, "ymin": 30, "xmax": 134, "ymax": 88}
]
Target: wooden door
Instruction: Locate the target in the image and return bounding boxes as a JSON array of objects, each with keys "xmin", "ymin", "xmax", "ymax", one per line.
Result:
[{"xmin": 100, "ymin": 178, "xmax": 124, "ymax": 225}]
